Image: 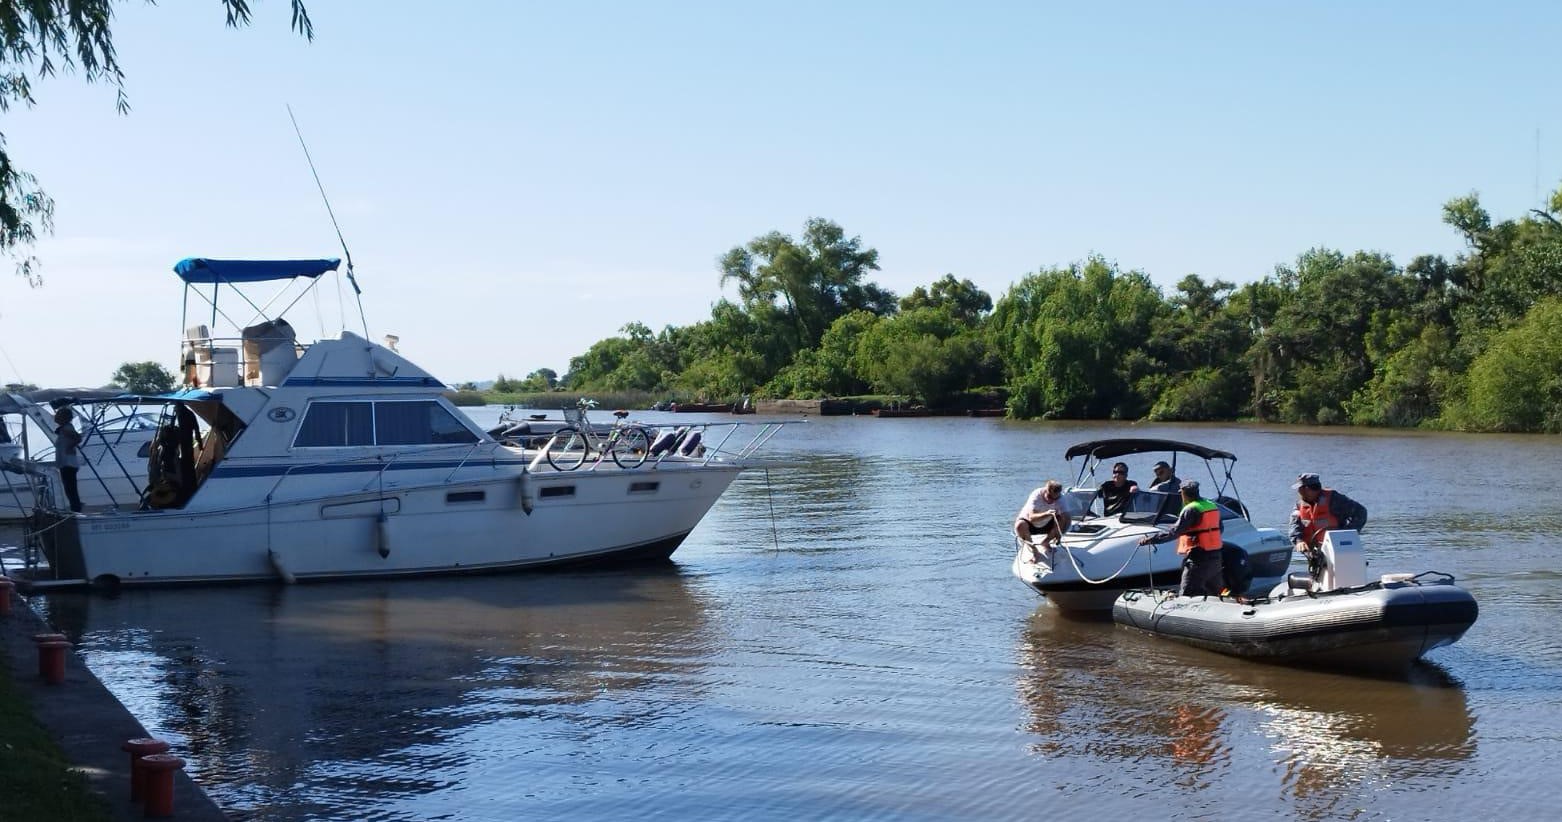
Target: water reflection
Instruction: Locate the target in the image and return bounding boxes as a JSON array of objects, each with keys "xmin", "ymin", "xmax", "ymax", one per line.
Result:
[
  {"xmin": 40, "ymin": 568, "xmax": 714, "ymax": 820},
  {"xmin": 1015, "ymin": 608, "xmax": 1474, "ymax": 811}
]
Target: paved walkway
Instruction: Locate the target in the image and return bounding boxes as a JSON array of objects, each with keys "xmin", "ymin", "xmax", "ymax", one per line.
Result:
[{"xmin": 2, "ymin": 574, "xmax": 230, "ymax": 821}]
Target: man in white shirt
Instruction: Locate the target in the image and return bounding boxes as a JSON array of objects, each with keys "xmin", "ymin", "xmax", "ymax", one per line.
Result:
[{"xmin": 1015, "ymin": 479, "xmax": 1072, "ymax": 560}]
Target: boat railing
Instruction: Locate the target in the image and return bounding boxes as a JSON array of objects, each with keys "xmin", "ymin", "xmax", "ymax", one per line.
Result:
[{"xmin": 525, "ymin": 418, "xmax": 802, "ymax": 472}]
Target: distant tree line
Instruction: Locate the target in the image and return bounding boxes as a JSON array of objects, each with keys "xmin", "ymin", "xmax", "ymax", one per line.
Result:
[{"xmin": 501, "ymin": 189, "xmax": 1562, "ymax": 433}]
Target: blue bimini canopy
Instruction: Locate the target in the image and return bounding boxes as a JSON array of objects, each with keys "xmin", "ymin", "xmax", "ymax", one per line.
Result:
[{"xmin": 174, "ymin": 258, "xmax": 341, "ymax": 284}]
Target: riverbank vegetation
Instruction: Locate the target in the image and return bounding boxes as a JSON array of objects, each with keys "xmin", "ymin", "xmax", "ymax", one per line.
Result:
[
  {"xmin": 490, "ymin": 191, "xmax": 1562, "ymax": 433},
  {"xmin": 0, "ymin": 655, "xmax": 110, "ymax": 820}
]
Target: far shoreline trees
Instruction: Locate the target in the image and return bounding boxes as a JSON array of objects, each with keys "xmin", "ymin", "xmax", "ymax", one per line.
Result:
[{"xmin": 493, "ymin": 188, "xmax": 1562, "ymax": 433}]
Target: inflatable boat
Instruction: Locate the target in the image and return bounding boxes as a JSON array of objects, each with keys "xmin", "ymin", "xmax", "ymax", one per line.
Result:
[{"xmin": 1112, "ymin": 530, "xmax": 1478, "ymax": 672}]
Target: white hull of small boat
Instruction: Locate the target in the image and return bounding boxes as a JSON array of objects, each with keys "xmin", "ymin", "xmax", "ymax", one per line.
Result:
[
  {"xmin": 1009, "ymin": 438, "xmax": 1293, "ymax": 612},
  {"xmin": 1112, "ymin": 576, "xmax": 1478, "ymax": 671}
]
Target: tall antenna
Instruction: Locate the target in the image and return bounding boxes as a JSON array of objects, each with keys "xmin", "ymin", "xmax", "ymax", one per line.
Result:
[{"xmin": 287, "ymin": 104, "xmax": 370, "ymax": 340}]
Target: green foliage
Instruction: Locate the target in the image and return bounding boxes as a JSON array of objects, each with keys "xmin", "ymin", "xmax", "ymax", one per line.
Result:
[
  {"xmin": 1246, "ymin": 249, "xmax": 1405, "ymax": 423},
  {"xmin": 1146, "ymin": 367, "xmax": 1248, "ymax": 421},
  {"xmin": 899, "ymin": 274, "xmax": 992, "ymax": 325},
  {"xmin": 852, "ymin": 307, "xmax": 991, "ymax": 405},
  {"xmin": 0, "ymin": 1, "xmax": 313, "ymax": 281},
  {"xmin": 111, "ymin": 361, "xmax": 174, "ymax": 394},
  {"xmin": 541, "ymin": 192, "xmax": 1562, "ymax": 433},
  {"xmin": 1445, "ymin": 297, "xmax": 1562, "ymax": 432},
  {"xmin": 518, "ymin": 367, "xmax": 558, "ymax": 392},
  {"xmin": 443, "ymin": 390, "xmax": 486, "ymax": 407},
  {"xmin": 482, "ymin": 389, "xmax": 655, "ymax": 411},
  {"xmin": 763, "ymin": 310, "xmax": 880, "ymax": 398},
  {"xmin": 564, "ymin": 322, "xmax": 681, "ymax": 392},
  {"xmin": 987, "ymin": 257, "xmax": 1165, "ymax": 419},
  {"xmin": 719, "ymin": 218, "xmax": 893, "ymax": 358}
]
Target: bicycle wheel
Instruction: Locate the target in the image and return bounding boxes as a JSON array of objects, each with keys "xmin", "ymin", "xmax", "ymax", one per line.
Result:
[
  {"xmin": 545, "ymin": 426, "xmax": 589, "ymax": 471},
  {"xmin": 610, "ymin": 426, "xmax": 651, "ymax": 469}
]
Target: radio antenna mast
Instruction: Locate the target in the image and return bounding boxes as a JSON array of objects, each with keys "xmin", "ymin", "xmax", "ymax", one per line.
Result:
[{"xmin": 288, "ymin": 104, "xmax": 369, "ymax": 340}]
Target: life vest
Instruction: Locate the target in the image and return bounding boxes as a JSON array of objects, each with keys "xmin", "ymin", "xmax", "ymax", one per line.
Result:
[
  {"xmin": 1296, "ymin": 490, "xmax": 1338, "ymax": 546},
  {"xmin": 1177, "ymin": 499, "xmax": 1223, "ymax": 553}
]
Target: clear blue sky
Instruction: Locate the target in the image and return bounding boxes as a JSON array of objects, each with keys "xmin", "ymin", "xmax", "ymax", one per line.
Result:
[{"xmin": 1, "ymin": 0, "xmax": 1558, "ymax": 387}]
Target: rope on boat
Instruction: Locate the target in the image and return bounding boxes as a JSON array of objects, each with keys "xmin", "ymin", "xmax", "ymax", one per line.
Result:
[
  {"xmin": 764, "ymin": 467, "xmax": 780, "ymax": 553},
  {"xmin": 1024, "ymin": 536, "xmax": 1150, "ymax": 586}
]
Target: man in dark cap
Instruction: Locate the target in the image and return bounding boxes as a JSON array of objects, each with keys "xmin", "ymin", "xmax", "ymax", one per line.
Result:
[
  {"xmin": 1289, "ymin": 472, "xmax": 1368, "ymax": 558},
  {"xmin": 1138, "ymin": 479, "xmax": 1225, "ymax": 596},
  {"xmin": 1147, "ymin": 460, "xmax": 1180, "ymax": 492}
]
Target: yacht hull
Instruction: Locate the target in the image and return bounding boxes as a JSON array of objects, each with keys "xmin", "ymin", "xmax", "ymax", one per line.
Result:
[{"xmin": 36, "ymin": 465, "xmax": 740, "ymax": 586}]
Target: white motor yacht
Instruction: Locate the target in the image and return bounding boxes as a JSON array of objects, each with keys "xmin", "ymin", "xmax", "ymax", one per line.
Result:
[
  {"xmin": 12, "ymin": 257, "xmax": 790, "ymax": 588},
  {"xmin": 1011, "ymin": 438, "xmax": 1293, "ymax": 611}
]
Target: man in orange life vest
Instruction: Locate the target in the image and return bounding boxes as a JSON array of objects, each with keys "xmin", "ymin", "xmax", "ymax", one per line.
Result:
[
  {"xmin": 1288, "ymin": 473, "xmax": 1368, "ymax": 561},
  {"xmin": 1137, "ymin": 480, "xmax": 1225, "ymax": 597}
]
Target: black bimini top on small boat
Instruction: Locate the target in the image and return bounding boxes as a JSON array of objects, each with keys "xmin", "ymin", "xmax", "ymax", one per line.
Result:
[{"xmin": 1064, "ymin": 439, "xmax": 1237, "ymax": 462}]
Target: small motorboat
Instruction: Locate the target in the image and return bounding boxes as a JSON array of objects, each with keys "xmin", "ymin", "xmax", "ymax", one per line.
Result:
[
  {"xmin": 1011, "ymin": 438, "xmax": 1293, "ymax": 611},
  {"xmin": 1112, "ymin": 530, "xmax": 1478, "ymax": 672}
]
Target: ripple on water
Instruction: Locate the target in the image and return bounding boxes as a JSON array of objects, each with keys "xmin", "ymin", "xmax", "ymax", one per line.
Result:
[{"xmin": 34, "ymin": 420, "xmax": 1562, "ymax": 819}]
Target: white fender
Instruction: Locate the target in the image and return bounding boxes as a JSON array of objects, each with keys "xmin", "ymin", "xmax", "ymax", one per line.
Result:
[
  {"xmin": 267, "ymin": 548, "xmax": 296, "ymax": 584},
  {"xmin": 517, "ymin": 471, "xmax": 534, "ymax": 515},
  {"xmin": 376, "ymin": 511, "xmax": 391, "ymax": 558}
]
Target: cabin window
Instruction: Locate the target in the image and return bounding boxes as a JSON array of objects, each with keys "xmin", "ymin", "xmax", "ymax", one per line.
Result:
[
  {"xmin": 294, "ymin": 402, "xmax": 374, "ymax": 447},
  {"xmin": 375, "ymin": 401, "xmax": 480, "ymax": 445},
  {"xmin": 539, "ymin": 485, "xmax": 575, "ymax": 498},
  {"xmin": 446, "ymin": 490, "xmax": 486, "ymax": 504},
  {"xmin": 629, "ymin": 481, "xmax": 659, "ymax": 493}
]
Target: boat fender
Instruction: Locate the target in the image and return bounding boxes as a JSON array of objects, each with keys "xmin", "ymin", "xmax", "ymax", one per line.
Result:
[
  {"xmin": 376, "ymin": 511, "xmax": 391, "ymax": 559},
  {"xmin": 268, "ymin": 549, "xmax": 296, "ymax": 585},
  {"xmin": 518, "ymin": 471, "xmax": 534, "ymax": 515},
  {"xmin": 679, "ymin": 431, "xmax": 703, "ymax": 456},
  {"xmin": 649, "ymin": 428, "xmax": 680, "ymax": 457}
]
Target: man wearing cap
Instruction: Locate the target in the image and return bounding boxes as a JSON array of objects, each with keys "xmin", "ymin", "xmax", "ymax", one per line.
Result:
[
  {"xmin": 1147, "ymin": 460, "xmax": 1180, "ymax": 492},
  {"xmin": 1289, "ymin": 473, "xmax": 1368, "ymax": 557},
  {"xmin": 1137, "ymin": 480, "xmax": 1225, "ymax": 596}
]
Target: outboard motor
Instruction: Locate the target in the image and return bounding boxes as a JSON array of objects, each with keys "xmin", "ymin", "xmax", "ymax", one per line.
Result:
[{"xmin": 1317, "ymin": 530, "xmax": 1366, "ymax": 591}]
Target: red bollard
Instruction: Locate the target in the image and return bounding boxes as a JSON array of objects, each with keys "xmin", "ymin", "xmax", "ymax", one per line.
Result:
[
  {"xmin": 0, "ymin": 578, "xmax": 13, "ymax": 616},
  {"xmin": 38, "ymin": 640, "xmax": 71, "ymax": 685},
  {"xmin": 121, "ymin": 738, "xmax": 171, "ymax": 802},
  {"xmin": 32, "ymin": 633, "xmax": 66, "ymax": 677},
  {"xmin": 139, "ymin": 753, "xmax": 186, "ymax": 819}
]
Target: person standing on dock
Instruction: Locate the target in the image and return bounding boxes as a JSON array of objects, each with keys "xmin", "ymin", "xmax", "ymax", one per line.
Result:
[
  {"xmin": 1137, "ymin": 480, "xmax": 1224, "ymax": 596},
  {"xmin": 53, "ymin": 406, "xmax": 84, "ymax": 513}
]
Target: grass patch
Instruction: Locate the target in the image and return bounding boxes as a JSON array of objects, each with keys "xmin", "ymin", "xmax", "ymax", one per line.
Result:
[{"xmin": 0, "ymin": 653, "xmax": 110, "ymax": 820}]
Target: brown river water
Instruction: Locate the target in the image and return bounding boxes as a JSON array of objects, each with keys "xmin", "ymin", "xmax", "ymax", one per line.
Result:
[{"xmin": 26, "ymin": 412, "xmax": 1562, "ymax": 820}]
